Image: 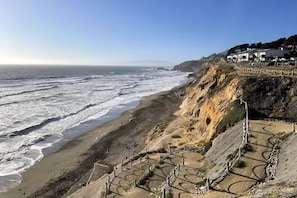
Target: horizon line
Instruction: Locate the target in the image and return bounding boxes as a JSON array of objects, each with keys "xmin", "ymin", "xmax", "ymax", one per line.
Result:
[{"xmin": 0, "ymin": 63, "xmax": 176, "ymax": 67}]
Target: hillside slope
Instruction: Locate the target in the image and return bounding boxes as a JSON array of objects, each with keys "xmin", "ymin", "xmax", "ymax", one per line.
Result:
[
  {"xmin": 145, "ymin": 64, "xmax": 297, "ymax": 197},
  {"xmin": 69, "ymin": 63, "xmax": 297, "ymax": 198},
  {"xmin": 173, "ymin": 51, "xmax": 227, "ymax": 72}
]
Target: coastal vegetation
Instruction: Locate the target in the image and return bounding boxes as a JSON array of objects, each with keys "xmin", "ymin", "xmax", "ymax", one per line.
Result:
[
  {"xmin": 196, "ymin": 179, "xmax": 206, "ymax": 187},
  {"xmin": 208, "ymin": 64, "xmax": 236, "ymax": 97},
  {"xmin": 234, "ymin": 160, "xmax": 246, "ymax": 168},
  {"xmin": 228, "ymin": 34, "xmax": 297, "ymax": 55},
  {"xmin": 171, "ymin": 134, "xmax": 181, "ymax": 138},
  {"xmin": 243, "ymin": 143, "xmax": 253, "ymax": 152},
  {"xmin": 202, "ymin": 140, "xmax": 212, "ymax": 154},
  {"xmin": 226, "ymin": 149, "xmax": 239, "ymax": 160},
  {"xmin": 215, "ymin": 63, "xmax": 235, "ymax": 76},
  {"xmin": 216, "ymin": 100, "xmax": 245, "ymax": 135}
]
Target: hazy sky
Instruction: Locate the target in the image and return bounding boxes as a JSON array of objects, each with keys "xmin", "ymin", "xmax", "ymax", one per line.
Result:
[{"xmin": 0, "ymin": 0, "xmax": 296, "ymax": 66}]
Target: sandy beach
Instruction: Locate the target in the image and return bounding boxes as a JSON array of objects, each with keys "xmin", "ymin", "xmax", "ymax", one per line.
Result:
[{"xmin": 0, "ymin": 86, "xmax": 184, "ymax": 198}]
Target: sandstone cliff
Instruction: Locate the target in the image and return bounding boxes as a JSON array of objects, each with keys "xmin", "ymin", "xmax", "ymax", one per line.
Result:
[{"xmin": 145, "ymin": 63, "xmax": 245, "ymax": 151}]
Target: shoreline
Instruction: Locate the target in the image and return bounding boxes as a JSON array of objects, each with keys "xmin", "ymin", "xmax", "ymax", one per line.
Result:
[
  {"xmin": 42, "ymin": 100, "xmax": 141, "ymax": 156},
  {"xmin": 0, "ymin": 85, "xmax": 185, "ymax": 198}
]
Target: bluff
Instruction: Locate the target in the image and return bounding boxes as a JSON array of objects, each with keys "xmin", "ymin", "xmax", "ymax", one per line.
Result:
[
  {"xmin": 145, "ymin": 62, "xmax": 297, "ymax": 163},
  {"xmin": 173, "ymin": 51, "xmax": 227, "ymax": 72}
]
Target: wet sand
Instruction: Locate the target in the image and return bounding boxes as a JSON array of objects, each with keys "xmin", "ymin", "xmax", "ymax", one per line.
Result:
[{"xmin": 0, "ymin": 86, "xmax": 184, "ymax": 198}]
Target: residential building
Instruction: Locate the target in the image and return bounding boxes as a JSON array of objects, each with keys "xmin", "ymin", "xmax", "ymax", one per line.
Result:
[
  {"xmin": 226, "ymin": 54, "xmax": 238, "ymax": 62},
  {"xmin": 237, "ymin": 50, "xmax": 256, "ymax": 62},
  {"xmin": 253, "ymin": 49, "xmax": 289, "ymax": 62},
  {"xmin": 227, "ymin": 48, "xmax": 290, "ymax": 63}
]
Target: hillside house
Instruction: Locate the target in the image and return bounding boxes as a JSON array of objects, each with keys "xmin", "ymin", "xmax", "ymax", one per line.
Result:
[
  {"xmin": 226, "ymin": 54, "xmax": 238, "ymax": 62},
  {"xmin": 253, "ymin": 48, "xmax": 289, "ymax": 62},
  {"xmin": 227, "ymin": 48, "xmax": 290, "ymax": 63},
  {"xmin": 237, "ymin": 50, "xmax": 256, "ymax": 62}
]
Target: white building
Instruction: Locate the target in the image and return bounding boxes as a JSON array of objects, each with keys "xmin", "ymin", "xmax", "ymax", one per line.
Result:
[
  {"xmin": 253, "ymin": 49, "xmax": 289, "ymax": 62},
  {"xmin": 227, "ymin": 54, "xmax": 238, "ymax": 62},
  {"xmin": 227, "ymin": 48, "xmax": 290, "ymax": 63},
  {"xmin": 237, "ymin": 50, "xmax": 256, "ymax": 62}
]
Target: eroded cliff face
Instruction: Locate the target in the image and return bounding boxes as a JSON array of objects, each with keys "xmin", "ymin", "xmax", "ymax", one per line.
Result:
[
  {"xmin": 146, "ymin": 64, "xmax": 244, "ymax": 149},
  {"xmin": 243, "ymin": 77, "xmax": 297, "ymax": 121},
  {"xmin": 147, "ymin": 63, "xmax": 297, "ymax": 150}
]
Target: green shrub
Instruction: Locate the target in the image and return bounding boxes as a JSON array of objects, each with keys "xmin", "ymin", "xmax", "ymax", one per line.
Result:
[
  {"xmin": 202, "ymin": 140, "xmax": 212, "ymax": 154},
  {"xmin": 220, "ymin": 64, "xmax": 235, "ymax": 74},
  {"xmin": 216, "ymin": 100, "xmax": 245, "ymax": 135},
  {"xmin": 213, "ymin": 64, "xmax": 235, "ymax": 80},
  {"xmin": 136, "ymin": 170, "xmax": 154, "ymax": 186},
  {"xmin": 171, "ymin": 134, "xmax": 181, "ymax": 139},
  {"xmin": 226, "ymin": 149, "xmax": 238, "ymax": 160},
  {"xmin": 102, "ymin": 188, "xmax": 111, "ymax": 196},
  {"xmin": 243, "ymin": 144, "xmax": 253, "ymax": 152},
  {"xmin": 234, "ymin": 160, "xmax": 246, "ymax": 168},
  {"xmin": 157, "ymin": 148, "xmax": 167, "ymax": 153},
  {"xmin": 196, "ymin": 179, "xmax": 206, "ymax": 187},
  {"xmin": 279, "ymin": 132, "xmax": 292, "ymax": 141}
]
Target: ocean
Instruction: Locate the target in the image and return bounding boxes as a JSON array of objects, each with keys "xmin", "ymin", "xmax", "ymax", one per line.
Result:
[{"xmin": 0, "ymin": 65, "xmax": 189, "ymax": 192}]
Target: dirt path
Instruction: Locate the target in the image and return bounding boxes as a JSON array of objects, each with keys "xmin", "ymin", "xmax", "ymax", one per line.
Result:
[
  {"xmin": 215, "ymin": 120, "xmax": 291, "ymax": 195},
  {"xmin": 170, "ymin": 152, "xmax": 203, "ymax": 197},
  {"xmin": 107, "ymin": 158, "xmax": 156, "ymax": 198},
  {"xmin": 104, "ymin": 151, "xmax": 207, "ymax": 198}
]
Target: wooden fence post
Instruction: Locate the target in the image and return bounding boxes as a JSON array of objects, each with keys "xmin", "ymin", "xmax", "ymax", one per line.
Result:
[
  {"xmin": 226, "ymin": 161, "xmax": 229, "ymax": 172},
  {"xmin": 182, "ymin": 156, "xmax": 185, "ymax": 166}
]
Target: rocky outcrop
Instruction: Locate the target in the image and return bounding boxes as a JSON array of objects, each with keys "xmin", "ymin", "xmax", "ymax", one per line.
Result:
[
  {"xmin": 173, "ymin": 60, "xmax": 208, "ymax": 72},
  {"xmin": 243, "ymin": 77, "xmax": 297, "ymax": 121},
  {"xmin": 173, "ymin": 51, "xmax": 227, "ymax": 72}
]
